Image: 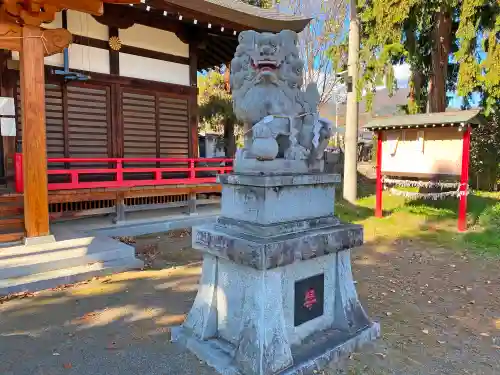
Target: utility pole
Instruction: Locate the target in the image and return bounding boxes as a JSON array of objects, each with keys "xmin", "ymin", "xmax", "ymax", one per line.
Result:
[{"xmin": 343, "ymin": 0, "xmax": 360, "ymax": 203}]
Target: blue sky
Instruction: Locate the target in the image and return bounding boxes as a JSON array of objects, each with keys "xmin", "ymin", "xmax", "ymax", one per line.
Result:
[{"xmin": 274, "ymin": 0, "xmax": 482, "ymax": 109}]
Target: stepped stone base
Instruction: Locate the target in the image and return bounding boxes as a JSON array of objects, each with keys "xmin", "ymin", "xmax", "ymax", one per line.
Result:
[
  {"xmin": 173, "ymin": 322, "xmax": 380, "ymax": 375},
  {"xmin": 173, "ymin": 172, "xmax": 379, "ymax": 375},
  {"xmin": 172, "ymin": 250, "xmax": 379, "ymax": 375}
]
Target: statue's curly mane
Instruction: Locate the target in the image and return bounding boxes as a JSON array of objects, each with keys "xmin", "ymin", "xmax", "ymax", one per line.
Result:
[{"xmin": 230, "ymin": 30, "xmax": 307, "ymax": 126}]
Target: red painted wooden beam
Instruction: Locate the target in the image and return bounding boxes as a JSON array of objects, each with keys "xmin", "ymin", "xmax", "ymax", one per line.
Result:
[
  {"xmin": 14, "ymin": 155, "xmax": 233, "ymax": 192},
  {"xmin": 375, "ymin": 131, "xmax": 383, "ymax": 218},
  {"xmin": 458, "ymin": 126, "xmax": 471, "ymax": 232}
]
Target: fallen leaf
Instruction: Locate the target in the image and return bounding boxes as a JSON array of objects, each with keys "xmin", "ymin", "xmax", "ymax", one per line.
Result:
[
  {"xmin": 422, "ymin": 329, "xmax": 429, "ymax": 334},
  {"xmin": 468, "ymin": 300, "xmax": 475, "ymax": 305},
  {"xmin": 375, "ymin": 352, "xmax": 387, "ymax": 359},
  {"xmin": 437, "ymin": 340, "xmax": 446, "ymax": 344},
  {"xmin": 63, "ymin": 363, "xmax": 72, "ymax": 369}
]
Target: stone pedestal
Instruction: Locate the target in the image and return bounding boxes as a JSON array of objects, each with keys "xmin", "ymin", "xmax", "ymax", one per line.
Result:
[{"xmin": 172, "ymin": 173, "xmax": 380, "ymax": 375}]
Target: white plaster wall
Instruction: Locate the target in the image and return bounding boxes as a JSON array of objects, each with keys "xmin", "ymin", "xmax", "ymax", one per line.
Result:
[
  {"xmin": 68, "ymin": 44, "xmax": 110, "ymax": 74},
  {"xmin": 119, "ymin": 53, "xmax": 189, "ymax": 85},
  {"xmin": 11, "ymin": 45, "xmax": 109, "ymax": 74},
  {"xmin": 119, "ymin": 24, "xmax": 188, "ymax": 57},
  {"xmin": 66, "ymin": 10, "xmax": 108, "ymax": 40},
  {"xmin": 42, "ymin": 12, "xmax": 63, "ymax": 29},
  {"xmin": 11, "ymin": 11, "xmax": 190, "ymax": 84}
]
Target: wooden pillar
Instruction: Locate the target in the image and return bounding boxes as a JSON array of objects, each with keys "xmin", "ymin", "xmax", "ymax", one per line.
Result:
[
  {"xmin": 20, "ymin": 25, "xmax": 50, "ymax": 238},
  {"xmin": 458, "ymin": 125, "xmax": 471, "ymax": 232},
  {"xmin": 375, "ymin": 131, "xmax": 383, "ymax": 218},
  {"xmin": 0, "ymin": 51, "xmax": 15, "ymax": 185}
]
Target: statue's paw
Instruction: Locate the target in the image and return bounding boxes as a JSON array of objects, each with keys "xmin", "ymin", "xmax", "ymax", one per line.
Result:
[{"xmin": 284, "ymin": 145, "xmax": 310, "ymax": 160}]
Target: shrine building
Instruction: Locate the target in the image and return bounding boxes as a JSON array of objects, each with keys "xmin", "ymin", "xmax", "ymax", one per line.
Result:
[{"xmin": 0, "ymin": 0, "xmax": 310, "ymax": 244}]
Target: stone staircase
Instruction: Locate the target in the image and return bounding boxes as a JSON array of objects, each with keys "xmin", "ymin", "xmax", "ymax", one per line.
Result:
[{"xmin": 0, "ymin": 234, "xmax": 142, "ymax": 296}]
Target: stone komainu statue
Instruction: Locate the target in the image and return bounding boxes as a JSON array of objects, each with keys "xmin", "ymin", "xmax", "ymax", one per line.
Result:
[{"xmin": 230, "ymin": 29, "xmax": 341, "ymax": 172}]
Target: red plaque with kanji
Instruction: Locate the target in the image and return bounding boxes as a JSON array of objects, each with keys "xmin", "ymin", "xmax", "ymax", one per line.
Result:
[{"xmin": 294, "ymin": 274, "xmax": 324, "ymax": 326}]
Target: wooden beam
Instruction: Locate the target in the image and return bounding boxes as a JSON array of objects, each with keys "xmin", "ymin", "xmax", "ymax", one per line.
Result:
[
  {"xmin": 146, "ymin": 0, "xmax": 248, "ymax": 33},
  {"xmin": 71, "ymin": 34, "xmax": 190, "ymax": 65},
  {"xmin": 0, "ymin": 20, "xmax": 72, "ymax": 56},
  {"xmin": 375, "ymin": 131, "xmax": 383, "ymax": 218},
  {"xmin": 188, "ymin": 42, "xmax": 198, "ymax": 158},
  {"xmin": 20, "ymin": 24, "xmax": 50, "ymax": 238},
  {"xmin": 458, "ymin": 126, "xmax": 471, "ymax": 232},
  {"xmin": 93, "ymin": 3, "xmax": 136, "ymax": 29},
  {"xmin": 45, "ymin": 65, "xmax": 197, "ymax": 97},
  {"xmin": 108, "ymin": 26, "xmax": 120, "ymax": 75}
]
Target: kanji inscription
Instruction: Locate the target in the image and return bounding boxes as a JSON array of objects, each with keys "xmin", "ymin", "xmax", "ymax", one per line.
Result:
[{"xmin": 294, "ymin": 273, "xmax": 324, "ymax": 326}]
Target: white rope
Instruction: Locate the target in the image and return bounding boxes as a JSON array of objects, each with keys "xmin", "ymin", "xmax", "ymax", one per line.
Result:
[
  {"xmin": 385, "ymin": 186, "xmax": 469, "ymax": 200},
  {"xmin": 243, "ymin": 113, "xmax": 313, "ymax": 136},
  {"xmin": 0, "ymin": 34, "xmax": 50, "ymax": 55},
  {"xmin": 383, "ymin": 177, "xmax": 461, "ymax": 189}
]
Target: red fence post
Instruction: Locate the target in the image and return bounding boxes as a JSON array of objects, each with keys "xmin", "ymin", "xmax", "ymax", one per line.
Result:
[
  {"xmin": 458, "ymin": 126, "xmax": 471, "ymax": 232},
  {"xmin": 15, "ymin": 153, "xmax": 23, "ymax": 193},
  {"xmin": 189, "ymin": 159, "xmax": 196, "ymax": 181},
  {"xmin": 116, "ymin": 160, "xmax": 123, "ymax": 184},
  {"xmin": 375, "ymin": 131, "xmax": 383, "ymax": 218}
]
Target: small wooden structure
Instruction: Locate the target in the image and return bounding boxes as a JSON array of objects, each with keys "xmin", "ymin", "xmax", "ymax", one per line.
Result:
[{"xmin": 364, "ymin": 110, "xmax": 486, "ymax": 232}]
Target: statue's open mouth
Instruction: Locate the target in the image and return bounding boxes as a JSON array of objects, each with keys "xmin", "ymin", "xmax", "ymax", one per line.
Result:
[{"xmin": 252, "ymin": 60, "xmax": 280, "ymax": 72}]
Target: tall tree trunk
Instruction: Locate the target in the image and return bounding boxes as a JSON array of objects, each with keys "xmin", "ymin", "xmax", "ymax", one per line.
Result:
[
  {"xmin": 429, "ymin": 9, "xmax": 452, "ymax": 113},
  {"xmin": 224, "ymin": 63, "xmax": 231, "ymax": 93},
  {"xmin": 224, "ymin": 120, "xmax": 236, "ymax": 157},
  {"xmin": 406, "ymin": 29, "xmax": 425, "ymax": 113}
]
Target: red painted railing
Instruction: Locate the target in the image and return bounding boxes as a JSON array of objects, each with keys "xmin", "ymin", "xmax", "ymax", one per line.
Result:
[{"xmin": 14, "ymin": 153, "xmax": 233, "ymax": 193}]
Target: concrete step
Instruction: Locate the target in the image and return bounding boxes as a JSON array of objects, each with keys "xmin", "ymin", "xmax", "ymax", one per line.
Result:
[
  {"xmin": 0, "ymin": 236, "xmax": 138, "ymax": 279},
  {"xmin": 0, "ymin": 236, "xmax": 115, "ymax": 259},
  {"xmin": 0, "ymin": 257, "xmax": 143, "ymax": 296}
]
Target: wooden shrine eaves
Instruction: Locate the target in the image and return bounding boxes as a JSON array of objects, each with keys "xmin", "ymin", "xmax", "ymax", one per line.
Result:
[
  {"xmin": 159, "ymin": 0, "xmax": 312, "ymax": 33},
  {"xmin": 364, "ymin": 109, "xmax": 486, "ymax": 131}
]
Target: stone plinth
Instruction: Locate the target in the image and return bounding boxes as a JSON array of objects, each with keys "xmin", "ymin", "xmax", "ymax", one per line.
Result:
[{"xmin": 172, "ymin": 173, "xmax": 379, "ymax": 375}]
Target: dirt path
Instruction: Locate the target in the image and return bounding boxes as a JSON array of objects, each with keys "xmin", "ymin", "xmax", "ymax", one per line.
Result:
[
  {"xmin": 334, "ymin": 239, "xmax": 500, "ymax": 375},
  {"xmin": 1, "ymin": 230, "xmax": 499, "ymax": 375}
]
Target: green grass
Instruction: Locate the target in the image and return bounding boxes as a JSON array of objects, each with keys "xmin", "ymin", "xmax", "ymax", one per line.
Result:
[{"xmin": 336, "ymin": 190, "xmax": 500, "ymax": 255}]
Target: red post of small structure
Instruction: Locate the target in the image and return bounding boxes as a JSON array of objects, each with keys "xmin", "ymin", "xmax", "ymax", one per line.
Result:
[
  {"xmin": 458, "ymin": 125, "xmax": 471, "ymax": 232},
  {"xmin": 375, "ymin": 131, "xmax": 383, "ymax": 218}
]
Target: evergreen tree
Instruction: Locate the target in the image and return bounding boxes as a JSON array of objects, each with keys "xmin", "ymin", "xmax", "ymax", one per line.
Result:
[{"xmin": 349, "ymin": 0, "xmax": 499, "ymax": 114}]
